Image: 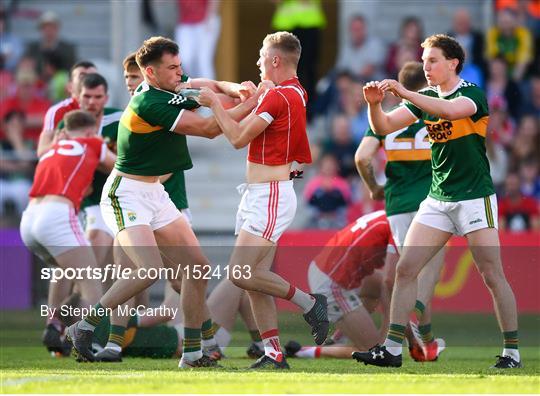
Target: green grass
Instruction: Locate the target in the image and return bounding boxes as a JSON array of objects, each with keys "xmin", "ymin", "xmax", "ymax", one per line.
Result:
[{"xmin": 1, "ymin": 311, "xmax": 539, "ymax": 393}]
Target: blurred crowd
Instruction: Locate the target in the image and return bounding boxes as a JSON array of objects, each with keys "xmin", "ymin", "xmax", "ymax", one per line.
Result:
[
  {"xmin": 303, "ymin": 2, "xmax": 540, "ymax": 232},
  {"xmin": 0, "ymin": 1, "xmax": 538, "ymax": 232}
]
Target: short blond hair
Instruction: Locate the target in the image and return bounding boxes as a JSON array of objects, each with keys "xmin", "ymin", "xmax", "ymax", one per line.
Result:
[{"xmin": 263, "ymin": 31, "xmax": 301, "ymax": 67}]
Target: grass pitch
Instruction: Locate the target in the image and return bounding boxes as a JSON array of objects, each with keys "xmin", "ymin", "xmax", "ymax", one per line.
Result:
[{"xmin": 1, "ymin": 311, "xmax": 539, "ymax": 393}]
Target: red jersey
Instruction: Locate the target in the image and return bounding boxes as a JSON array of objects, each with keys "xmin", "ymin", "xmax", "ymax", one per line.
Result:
[
  {"xmin": 29, "ymin": 137, "xmax": 106, "ymax": 211},
  {"xmin": 314, "ymin": 211, "xmax": 395, "ymax": 289},
  {"xmin": 251, "ymin": 77, "xmax": 312, "ymax": 165},
  {"xmin": 178, "ymin": 0, "xmax": 208, "ymax": 24},
  {"xmin": 41, "ymin": 97, "xmax": 79, "ymax": 132}
]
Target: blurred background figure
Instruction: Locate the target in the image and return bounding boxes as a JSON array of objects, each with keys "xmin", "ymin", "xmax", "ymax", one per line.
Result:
[
  {"xmin": 303, "ymin": 153, "xmax": 351, "ymax": 229},
  {"xmin": 487, "ymin": 7, "xmax": 533, "ymax": 82},
  {"xmin": 24, "ymin": 11, "xmax": 76, "ymax": 81},
  {"xmin": 271, "ymin": 0, "xmax": 326, "ymax": 119},
  {"xmin": 174, "ymin": 0, "xmax": 220, "ymax": 79},
  {"xmin": 320, "ymin": 114, "xmax": 357, "ymax": 179},
  {"xmin": 385, "ymin": 16, "xmax": 423, "ymax": 79},
  {"xmin": 498, "ymin": 172, "xmax": 539, "ymax": 232},
  {"xmin": 0, "ymin": 7, "xmax": 24, "ymax": 73}
]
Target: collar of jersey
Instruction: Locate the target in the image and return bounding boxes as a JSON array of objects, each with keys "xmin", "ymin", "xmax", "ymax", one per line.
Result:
[{"xmin": 437, "ymin": 78, "xmax": 464, "ymax": 97}]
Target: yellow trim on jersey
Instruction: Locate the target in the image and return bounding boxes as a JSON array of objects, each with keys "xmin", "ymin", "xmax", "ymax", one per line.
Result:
[
  {"xmin": 425, "ymin": 116, "xmax": 488, "ymax": 143},
  {"xmin": 386, "ymin": 148, "xmax": 431, "ymax": 162},
  {"xmin": 120, "ymin": 107, "xmax": 162, "ymax": 134}
]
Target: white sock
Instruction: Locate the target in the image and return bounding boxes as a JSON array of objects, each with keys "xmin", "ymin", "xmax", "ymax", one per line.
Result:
[
  {"xmin": 261, "ymin": 329, "xmax": 283, "ymax": 361},
  {"xmin": 289, "ymin": 288, "xmax": 316, "ymax": 313},
  {"xmin": 503, "ymin": 348, "xmax": 520, "ymax": 362},
  {"xmin": 78, "ymin": 320, "xmax": 95, "ymax": 331},
  {"xmin": 202, "ymin": 337, "xmax": 217, "ymax": 348},
  {"xmin": 383, "ymin": 339, "xmax": 403, "ymax": 356},
  {"xmin": 105, "ymin": 342, "xmax": 122, "ymax": 352},
  {"xmin": 295, "ymin": 346, "xmax": 321, "ymax": 359},
  {"xmin": 182, "ymin": 350, "xmax": 203, "ymax": 362},
  {"xmin": 214, "ymin": 327, "xmax": 231, "ymax": 349}
]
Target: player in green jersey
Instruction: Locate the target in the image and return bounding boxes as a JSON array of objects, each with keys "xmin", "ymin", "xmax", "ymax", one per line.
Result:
[
  {"xmin": 352, "ymin": 34, "xmax": 520, "ymax": 369},
  {"xmin": 66, "ymin": 36, "xmax": 260, "ymax": 368},
  {"xmin": 356, "ymin": 62, "xmax": 445, "ymax": 362}
]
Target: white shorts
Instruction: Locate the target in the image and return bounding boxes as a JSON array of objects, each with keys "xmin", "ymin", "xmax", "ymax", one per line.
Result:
[
  {"xmin": 101, "ymin": 174, "xmax": 182, "ymax": 236},
  {"xmin": 388, "ymin": 211, "xmax": 417, "ymax": 252},
  {"xmin": 83, "ymin": 205, "xmax": 114, "ymax": 237},
  {"xmin": 20, "ymin": 201, "xmax": 89, "ymax": 261},
  {"xmin": 235, "ymin": 180, "xmax": 296, "ymax": 243},
  {"xmin": 307, "ymin": 261, "xmax": 362, "ymax": 323},
  {"xmin": 414, "ymin": 194, "xmax": 498, "ymax": 236}
]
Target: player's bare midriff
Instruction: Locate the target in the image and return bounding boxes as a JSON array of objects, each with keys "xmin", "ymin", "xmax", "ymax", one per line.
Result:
[
  {"xmin": 114, "ymin": 169, "xmax": 161, "ymax": 183},
  {"xmin": 29, "ymin": 195, "xmax": 73, "ymax": 207},
  {"xmin": 246, "ymin": 161, "xmax": 292, "ymax": 184}
]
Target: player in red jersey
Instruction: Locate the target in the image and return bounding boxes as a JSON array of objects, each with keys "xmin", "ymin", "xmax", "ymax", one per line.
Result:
[
  {"xmin": 198, "ymin": 32, "xmax": 328, "ymax": 369},
  {"xmin": 20, "ymin": 110, "xmax": 115, "ymax": 353},
  {"xmin": 284, "ymin": 210, "xmax": 397, "ymax": 359},
  {"xmin": 36, "ymin": 61, "xmax": 97, "ymax": 157}
]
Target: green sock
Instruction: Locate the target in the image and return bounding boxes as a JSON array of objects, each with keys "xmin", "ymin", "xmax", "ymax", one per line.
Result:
[
  {"xmin": 201, "ymin": 319, "xmax": 215, "ymax": 341},
  {"xmin": 108, "ymin": 325, "xmax": 126, "ymax": 347},
  {"xmin": 387, "ymin": 323, "xmax": 406, "ymax": 344},
  {"xmin": 84, "ymin": 302, "xmax": 106, "ymax": 327},
  {"xmin": 503, "ymin": 330, "xmax": 519, "ymax": 349},
  {"xmin": 414, "ymin": 300, "xmax": 426, "ymax": 320},
  {"xmin": 183, "ymin": 327, "xmax": 201, "ymax": 353},
  {"xmin": 418, "ymin": 324, "xmax": 434, "ymax": 344},
  {"xmin": 249, "ymin": 329, "xmax": 262, "ymax": 342}
]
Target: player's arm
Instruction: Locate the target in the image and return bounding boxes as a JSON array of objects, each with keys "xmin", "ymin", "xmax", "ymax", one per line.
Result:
[
  {"xmin": 189, "ymin": 78, "xmax": 256, "ymax": 102},
  {"xmin": 363, "ymin": 82, "xmax": 417, "ymax": 135},
  {"xmin": 172, "ymin": 95, "xmax": 258, "ymax": 139},
  {"xmin": 355, "ymin": 135, "xmax": 384, "ymax": 200},
  {"xmin": 97, "ymin": 146, "xmax": 116, "ymax": 173},
  {"xmin": 379, "ymin": 79, "xmax": 477, "ymax": 121},
  {"xmin": 198, "ymin": 87, "xmax": 267, "ymax": 149}
]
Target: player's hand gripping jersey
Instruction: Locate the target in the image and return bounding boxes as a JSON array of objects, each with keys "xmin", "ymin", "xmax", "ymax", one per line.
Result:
[
  {"xmin": 29, "ymin": 137, "xmax": 106, "ymax": 211},
  {"xmin": 314, "ymin": 210, "xmax": 396, "ymax": 290},
  {"xmin": 252, "ymin": 77, "xmax": 312, "ymax": 165}
]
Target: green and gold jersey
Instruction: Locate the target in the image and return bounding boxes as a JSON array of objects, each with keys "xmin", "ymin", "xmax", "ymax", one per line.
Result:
[
  {"xmin": 163, "ymin": 171, "xmax": 188, "ymax": 210},
  {"xmin": 115, "ymin": 80, "xmax": 199, "ymax": 176},
  {"xmin": 365, "ymin": 117, "xmax": 432, "ymax": 216},
  {"xmin": 404, "ymin": 80, "xmax": 494, "ymax": 202},
  {"xmin": 58, "ymin": 107, "xmax": 122, "ymax": 209}
]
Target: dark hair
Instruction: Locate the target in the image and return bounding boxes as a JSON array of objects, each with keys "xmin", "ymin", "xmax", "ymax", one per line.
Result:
[
  {"xmin": 349, "ymin": 14, "xmax": 365, "ymax": 25},
  {"xmin": 4, "ymin": 110, "xmax": 25, "ymax": 123},
  {"xmin": 421, "ymin": 34, "xmax": 465, "ymax": 74},
  {"xmin": 69, "ymin": 61, "xmax": 96, "ymax": 81},
  {"xmin": 80, "ymin": 73, "xmax": 108, "ymax": 93},
  {"xmin": 64, "ymin": 110, "xmax": 96, "ymax": 131},
  {"xmin": 136, "ymin": 36, "xmax": 178, "ymax": 68},
  {"xmin": 123, "ymin": 52, "xmax": 138, "ymax": 70},
  {"xmin": 398, "ymin": 61, "xmax": 427, "ymax": 91},
  {"xmin": 43, "ymin": 52, "xmax": 64, "ymax": 71}
]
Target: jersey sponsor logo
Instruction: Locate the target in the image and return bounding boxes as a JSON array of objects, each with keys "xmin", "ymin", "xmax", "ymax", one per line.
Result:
[
  {"xmin": 426, "ymin": 120, "xmax": 453, "ymax": 141},
  {"xmin": 425, "ymin": 117, "xmax": 488, "ymax": 142}
]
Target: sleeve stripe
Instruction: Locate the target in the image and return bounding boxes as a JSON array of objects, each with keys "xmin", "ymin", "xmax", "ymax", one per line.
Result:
[
  {"xmin": 170, "ymin": 109, "xmax": 185, "ymax": 132},
  {"xmin": 258, "ymin": 112, "xmax": 273, "ymax": 124}
]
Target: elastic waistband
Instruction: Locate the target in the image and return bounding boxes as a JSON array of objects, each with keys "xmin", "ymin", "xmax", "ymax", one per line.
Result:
[{"xmin": 237, "ymin": 180, "xmax": 293, "ymax": 195}]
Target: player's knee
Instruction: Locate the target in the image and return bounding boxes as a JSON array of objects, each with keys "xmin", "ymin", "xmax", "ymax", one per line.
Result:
[
  {"xmin": 478, "ymin": 265, "xmax": 504, "ymax": 290},
  {"xmin": 395, "ymin": 261, "xmax": 418, "ymax": 282},
  {"xmin": 230, "ymin": 276, "xmax": 251, "ymax": 290}
]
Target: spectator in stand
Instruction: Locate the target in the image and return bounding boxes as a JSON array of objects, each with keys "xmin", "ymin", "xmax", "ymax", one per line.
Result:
[
  {"xmin": 174, "ymin": 0, "xmax": 220, "ymax": 79},
  {"xmin": 385, "ymin": 17, "xmax": 423, "ymax": 79},
  {"xmin": 0, "ymin": 111, "xmax": 34, "ymax": 219},
  {"xmin": 448, "ymin": 8, "xmax": 486, "ymax": 78},
  {"xmin": 340, "ymin": 79, "xmax": 369, "ymax": 144},
  {"xmin": 509, "ymin": 115, "xmax": 539, "ymax": 170},
  {"xmin": 523, "ymin": 75, "xmax": 540, "ymax": 117},
  {"xmin": 498, "ymin": 172, "xmax": 539, "ymax": 231},
  {"xmin": 486, "ymin": 56, "xmax": 522, "ymax": 121},
  {"xmin": 304, "ymin": 153, "xmax": 352, "ymax": 229},
  {"xmin": 0, "ymin": 68, "xmax": 51, "ymax": 146},
  {"xmin": 0, "ymin": 55, "xmax": 14, "ymax": 102},
  {"xmin": 485, "ymin": 132, "xmax": 509, "ymax": 192},
  {"xmin": 42, "ymin": 53, "xmax": 69, "ymax": 103},
  {"xmin": 488, "ymin": 98, "xmax": 515, "ymax": 149},
  {"xmin": 321, "ymin": 114, "xmax": 358, "ymax": 179},
  {"xmin": 335, "ymin": 14, "xmax": 385, "ymax": 81},
  {"xmin": 520, "ymin": 158, "xmax": 540, "ymax": 199},
  {"xmin": 0, "ymin": 8, "xmax": 24, "ymax": 73},
  {"xmin": 271, "ymin": 0, "xmax": 326, "ymax": 119},
  {"xmin": 25, "ymin": 11, "xmax": 77, "ymax": 80},
  {"xmin": 487, "ymin": 8, "xmax": 533, "ymax": 82}
]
